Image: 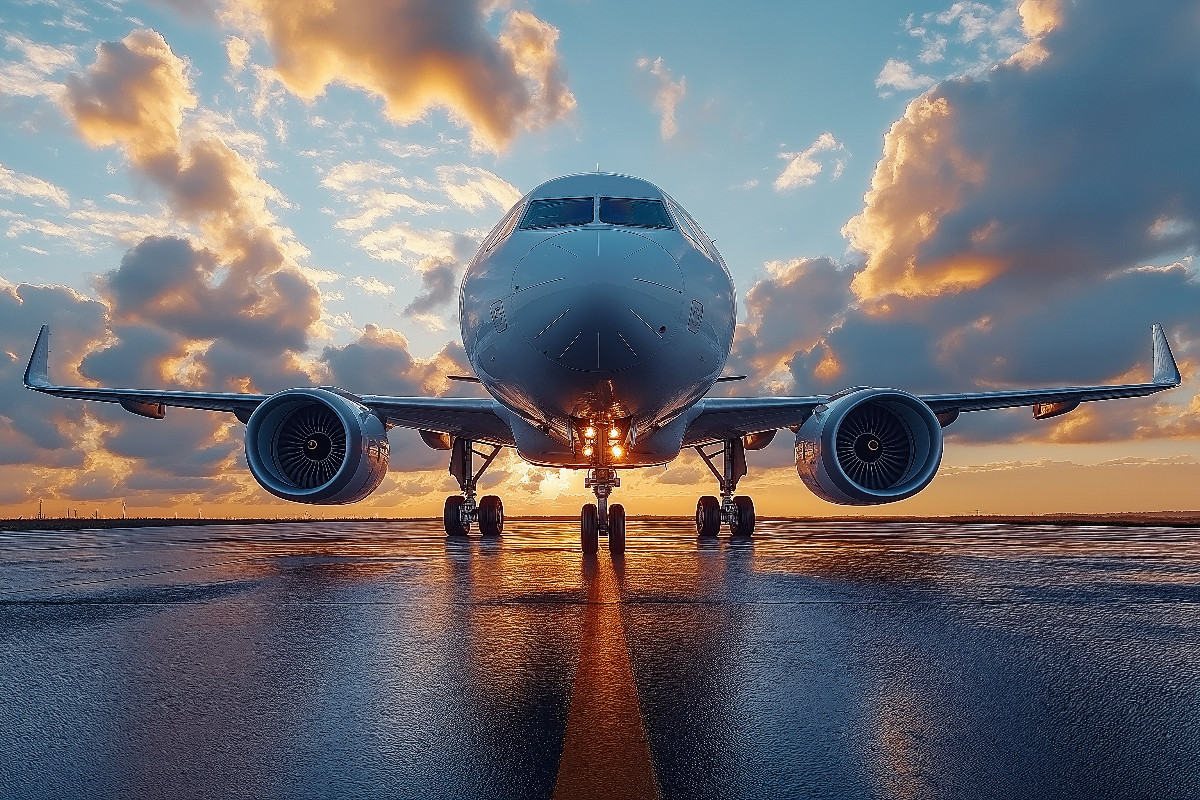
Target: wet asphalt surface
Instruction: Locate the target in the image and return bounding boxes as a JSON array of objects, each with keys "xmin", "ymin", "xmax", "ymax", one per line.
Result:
[{"xmin": 2, "ymin": 519, "xmax": 1200, "ymax": 799}]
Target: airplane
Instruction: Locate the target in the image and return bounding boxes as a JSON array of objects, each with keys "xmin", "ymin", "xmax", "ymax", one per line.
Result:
[{"xmin": 24, "ymin": 172, "xmax": 1182, "ymax": 554}]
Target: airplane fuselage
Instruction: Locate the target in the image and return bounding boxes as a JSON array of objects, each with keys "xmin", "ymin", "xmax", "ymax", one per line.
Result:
[{"xmin": 460, "ymin": 173, "xmax": 736, "ymax": 468}]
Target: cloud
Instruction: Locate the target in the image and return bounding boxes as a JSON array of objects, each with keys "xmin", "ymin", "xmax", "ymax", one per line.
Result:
[
  {"xmin": 846, "ymin": 0, "xmax": 1200, "ymax": 306},
  {"xmin": 636, "ymin": 56, "xmax": 686, "ymax": 141},
  {"xmin": 225, "ymin": 35, "xmax": 250, "ymax": 73},
  {"xmin": 875, "ymin": 58, "xmax": 935, "ymax": 92},
  {"xmin": 220, "ymin": 0, "xmax": 575, "ymax": 151},
  {"xmin": 100, "ymin": 235, "xmax": 319, "ymax": 358},
  {"xmin": 399, "ymin": 229, "xmax": 480, "ymax": 327},
  {"xmin": 5, "ymin": 35, "xmax": 76, "ymax": 74},
  {"xmin": 774, "ymin": 132, "xmax": 847, "ymax": 191},
  {"xmin": 730, "ymin": 257, "xmax": 853, "ymax": 389},
  {"xmin": 2, "ymin": 26, "xmax": 505, "ymax": 514},
  {"xmin": 735, "ymin": 0, "xmax": 1200, "ymax": 448},
  {"xmin": 436, "ymin": 164, "xmax": 521, "ymax": 212},
  {"xmin": 402, "ymin": 258, "xmax": 458, "ymax": 320},
  {"xmin": 320, "ymin": 160, "xmax": 408, "ymax": 194},
  {"xmin": 9, "ymin": 28, "xmax": 339, "ymax": 510},
  {"xmin": 63, "ymin": 29, "xmax": 323, "ymax": 361},
  {"xmin": 899, "ymin": 1, "xmax": 1038, "ymax": 77},
  {"xmin": 335, "ymin": 189, "xmax": 446, "ymax": 232},
  {"xmin": 0, "ymin": 35, "xmax": 75, "ymax": 100},
  {"xmin": 64, "ymin": 30, "xmax": 196, "ymax": 162},
  {"xmin": 350, "ymin": 275, "xmax": 395, "ymax": 296},
  {"xmin": 11, "ymin": 201, "xmax": 180, "ymax": 253},
  {"xmin": 0, "ymin": 163, "xmax": 70, "ymax": 207},
  {"xmin": 319, "ymin": 323, "xmax": 471, "ymax": 398}
]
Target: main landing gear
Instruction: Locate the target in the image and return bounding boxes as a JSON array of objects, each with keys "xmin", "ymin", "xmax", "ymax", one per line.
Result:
[
  {"xmin": 443, "ymin": 437, "xmax": 504, "ymax": 538},
  {"xmin": 581, "ymin": 468, "xmax": 625, "ymax": 555},
  {"xmin": 694, "ymin": 438, "xmax": 755, "ymax": 539}
]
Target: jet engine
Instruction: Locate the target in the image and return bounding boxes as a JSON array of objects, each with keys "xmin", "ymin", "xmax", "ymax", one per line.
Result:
[
  {"xmin": 795, "ymin": 388, "xmax": 943, "ymax": 505},
  {"xmin": 244, "ymin": 387, "xmax": 389, "ymax": 504}
]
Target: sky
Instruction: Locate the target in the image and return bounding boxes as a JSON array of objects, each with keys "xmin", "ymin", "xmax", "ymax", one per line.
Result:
[{"xmin": 1, "ymin": 0, "xmax": 1198, "ymax": 520}]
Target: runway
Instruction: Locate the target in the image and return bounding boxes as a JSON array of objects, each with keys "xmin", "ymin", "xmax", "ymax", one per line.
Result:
[{"xmin": 2, "ymin": 519, "xmax": 1199, "ymax": 799}]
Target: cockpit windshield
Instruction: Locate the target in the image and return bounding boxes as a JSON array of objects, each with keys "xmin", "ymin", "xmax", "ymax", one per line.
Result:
[
  {"xmin": 519, "ymin": 197, "xmax": 594, "ymax": 229},
  {"xmin": 598, "ymin": 197, "xmax": 673, "ymax": 229}
]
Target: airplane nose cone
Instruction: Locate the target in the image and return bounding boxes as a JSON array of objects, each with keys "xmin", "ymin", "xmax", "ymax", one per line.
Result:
[{"xmin": 510, "ymin": 229, "xmax": 685, "ymax": 372}]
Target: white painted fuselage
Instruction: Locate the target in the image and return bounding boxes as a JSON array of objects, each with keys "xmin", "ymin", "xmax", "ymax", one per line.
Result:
[{"xmin": 460, "ymin": 173, "xmax": 736, "ymax": 467}]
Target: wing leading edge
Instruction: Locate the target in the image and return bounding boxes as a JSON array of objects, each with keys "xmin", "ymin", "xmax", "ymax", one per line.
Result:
[
  {"xmin": 23, "ymin": 325, "xmax": 515, "ymax": 445},
  {"xmin": 23, "ymin": 323, "xmax": 1184, "ymax": 452},
  {"xmin": 683, "ymin": 324, "xmax": 1181, "ymax": 445}
]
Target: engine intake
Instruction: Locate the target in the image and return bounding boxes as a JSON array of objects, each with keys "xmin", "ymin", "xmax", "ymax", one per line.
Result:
[
  {"xmin": 795, "ymin": 388, "xmax": 943, "ymax": 505},
  {"xmin": 245, "ymin": 387, "xmax": 389, "ymax": 504}
]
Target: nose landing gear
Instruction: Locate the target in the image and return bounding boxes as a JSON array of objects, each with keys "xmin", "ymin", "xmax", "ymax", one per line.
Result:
[
  {"xmin": 694, "ymin": 438, "xmax": 755, "ymax": 538},
  {"xmin": 581, "ymin": 468, "xmax": 625, "ymax": 554},
  {"xmin": 443, "ymin": 437, "xmax": 504, "ymax": 537}
]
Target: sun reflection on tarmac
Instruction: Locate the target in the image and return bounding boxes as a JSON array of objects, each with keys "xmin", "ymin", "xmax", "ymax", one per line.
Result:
[
  {"xmin": 5, "ymin": 519, "xmax": 1200, "ymax": 799},
  {"xmin": 553, "ymin": 554, "xmax": 659, "ymax": 800}
]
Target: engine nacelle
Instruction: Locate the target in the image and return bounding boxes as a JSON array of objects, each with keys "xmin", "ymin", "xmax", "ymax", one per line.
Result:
[
  {"xmin": 795, "ymin": 388, "xmax": 943, "ymax": 505},
  {"xmin": 245, "ymin": 387, "xmax": 389, "ymax": 504}
]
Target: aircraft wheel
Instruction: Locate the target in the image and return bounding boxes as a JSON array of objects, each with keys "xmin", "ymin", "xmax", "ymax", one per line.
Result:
[
  {"xmin": 444, "ymin": 495, "xmax": 469, "ymax": 537},
  {"xmin": 479, "ymin": 495, "xmax": 504, "ymax": 537},
  {"xmin": 732, "ymin": 495, "xmax": 755, "ymax": 538},
  {"xmin": 696, "ymin": 495, "xmax": 720, "ymax": 538},
  {"xmin": 581, "ymin": 503, "xmax": 599, "ymax": 554},
  {"xmin": 609, "ymin": 503, "xmax": 626, "ymax": 554}
]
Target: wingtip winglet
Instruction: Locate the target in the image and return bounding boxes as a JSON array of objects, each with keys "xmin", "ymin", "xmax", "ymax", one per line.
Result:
[
  {"xmin": 23, "ymin": 324, "xmax": 50, "ymax": 389},
  {"xmin": 1152, "ymin": 323, "xmax": 1181, "ymax": 386}
]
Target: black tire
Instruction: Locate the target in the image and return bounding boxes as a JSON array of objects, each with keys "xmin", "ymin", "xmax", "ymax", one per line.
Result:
[
  {"xmin": 696, "ymin": 495, "xmax": 721, "ymax": 538},
  {"xmin": 479, "ymin": 495, "xmax": 504, "ymax": 537},
  {"xmin": 609, "ymin": 503, "xmax": 626, "ymax": 554},
  {"xmin": 581, "ymin": 503, "xmax": 599, "ymax": 554},
  {"xmin": 732, "ymin": 495, "xmax": 755, "ymax": 537},
  {"xmin": 444, "ymin": 495, "xmax": 469, "ymax": 537}
]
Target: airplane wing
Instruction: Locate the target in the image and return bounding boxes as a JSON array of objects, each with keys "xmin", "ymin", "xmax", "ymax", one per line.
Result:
[
  {"xmin": 683, "ymin": 324, "xmax": 1182, "ymax": 445},
  {"xmin": 23, "ymin": 325, "xmax": 515, "ymax": 445},
  {"xmin": 357, "ymin": 396, "xmax": 515, "ymax": 445},
  {"xmin": 681, "ymin": 395, "xmax": 825, "ymax": 446}
]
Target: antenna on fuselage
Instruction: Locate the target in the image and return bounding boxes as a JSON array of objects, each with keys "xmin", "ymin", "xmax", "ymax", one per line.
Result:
[{"xmin": 595, "ymin": 162, "xmax": 600, "ymax": 172}]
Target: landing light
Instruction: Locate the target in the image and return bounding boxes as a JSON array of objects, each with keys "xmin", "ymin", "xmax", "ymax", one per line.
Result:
[
  {"xmin": 608, "ymin": 426, "xmax": 620, "ymax": 440},
  {"xmin": 584, "ymin": 426, "xmax": 597, "ymax": 439},
  {"xmin": 611, "ymin": 444, "xmax": 624, "ymax": 459},
  {"xmin": 584, "ymin": 445, "xmax": 594, "ymax": 457}
]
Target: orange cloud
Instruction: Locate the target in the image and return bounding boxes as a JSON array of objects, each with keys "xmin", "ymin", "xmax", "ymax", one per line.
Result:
[
  {"xmin": 222, "ymin": 0, "xmax": 575, "ymax": 151},
  {"xmin": 636, "ymin": 56, "xmax": 685, "ymax": 141},
  {"xmin": 65, "ymin": 30, "xmax": 196, "ymax": 162},
  {"xmin": 63, "ymin": 29, "xmax": 324, "ymax": 373},
  {"xmin": 843, "ymin": 95, "xmax": 991, "ymax": 303},
  {"xmin": 1019, "ymin": 0, "xmax": 1061, "ymax": 39}
]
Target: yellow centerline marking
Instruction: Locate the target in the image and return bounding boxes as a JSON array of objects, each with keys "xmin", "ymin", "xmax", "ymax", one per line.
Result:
[{"xmin": 553, "ymin": 556, "xmax": 659, "ymax": 800}]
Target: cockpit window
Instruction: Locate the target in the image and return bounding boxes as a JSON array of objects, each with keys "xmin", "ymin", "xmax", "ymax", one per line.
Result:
[
  {"xmin": 598, "ymin": 197, "xmax": 673, "ymax": 229},
  {"xmin": 519, "ymin": 197, "xmax": 595, "ymax": 229}
]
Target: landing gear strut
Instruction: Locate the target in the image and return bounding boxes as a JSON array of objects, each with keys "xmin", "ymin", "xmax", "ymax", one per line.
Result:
[
  {"xmin": 444, "ymin": 437, "xmax": 504, "ymax": 537},
  {"xmin": 695, "ymin": 438, "xmax": 755, "ymax": 538},
  {"xmin": 582, "ymin": 468, "xmax": 625, "ymax": 555}
]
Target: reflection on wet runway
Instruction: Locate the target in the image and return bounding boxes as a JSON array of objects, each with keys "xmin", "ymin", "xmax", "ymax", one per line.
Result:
[{"xmin": 3, "ymin": 519, "xmax": 1200, "ymax": 799}]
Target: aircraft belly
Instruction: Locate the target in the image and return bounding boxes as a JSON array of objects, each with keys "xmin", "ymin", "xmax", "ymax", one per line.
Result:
[{"xmin": 477, "ymin": 330, "xmax": 696, "ymax": 427}]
